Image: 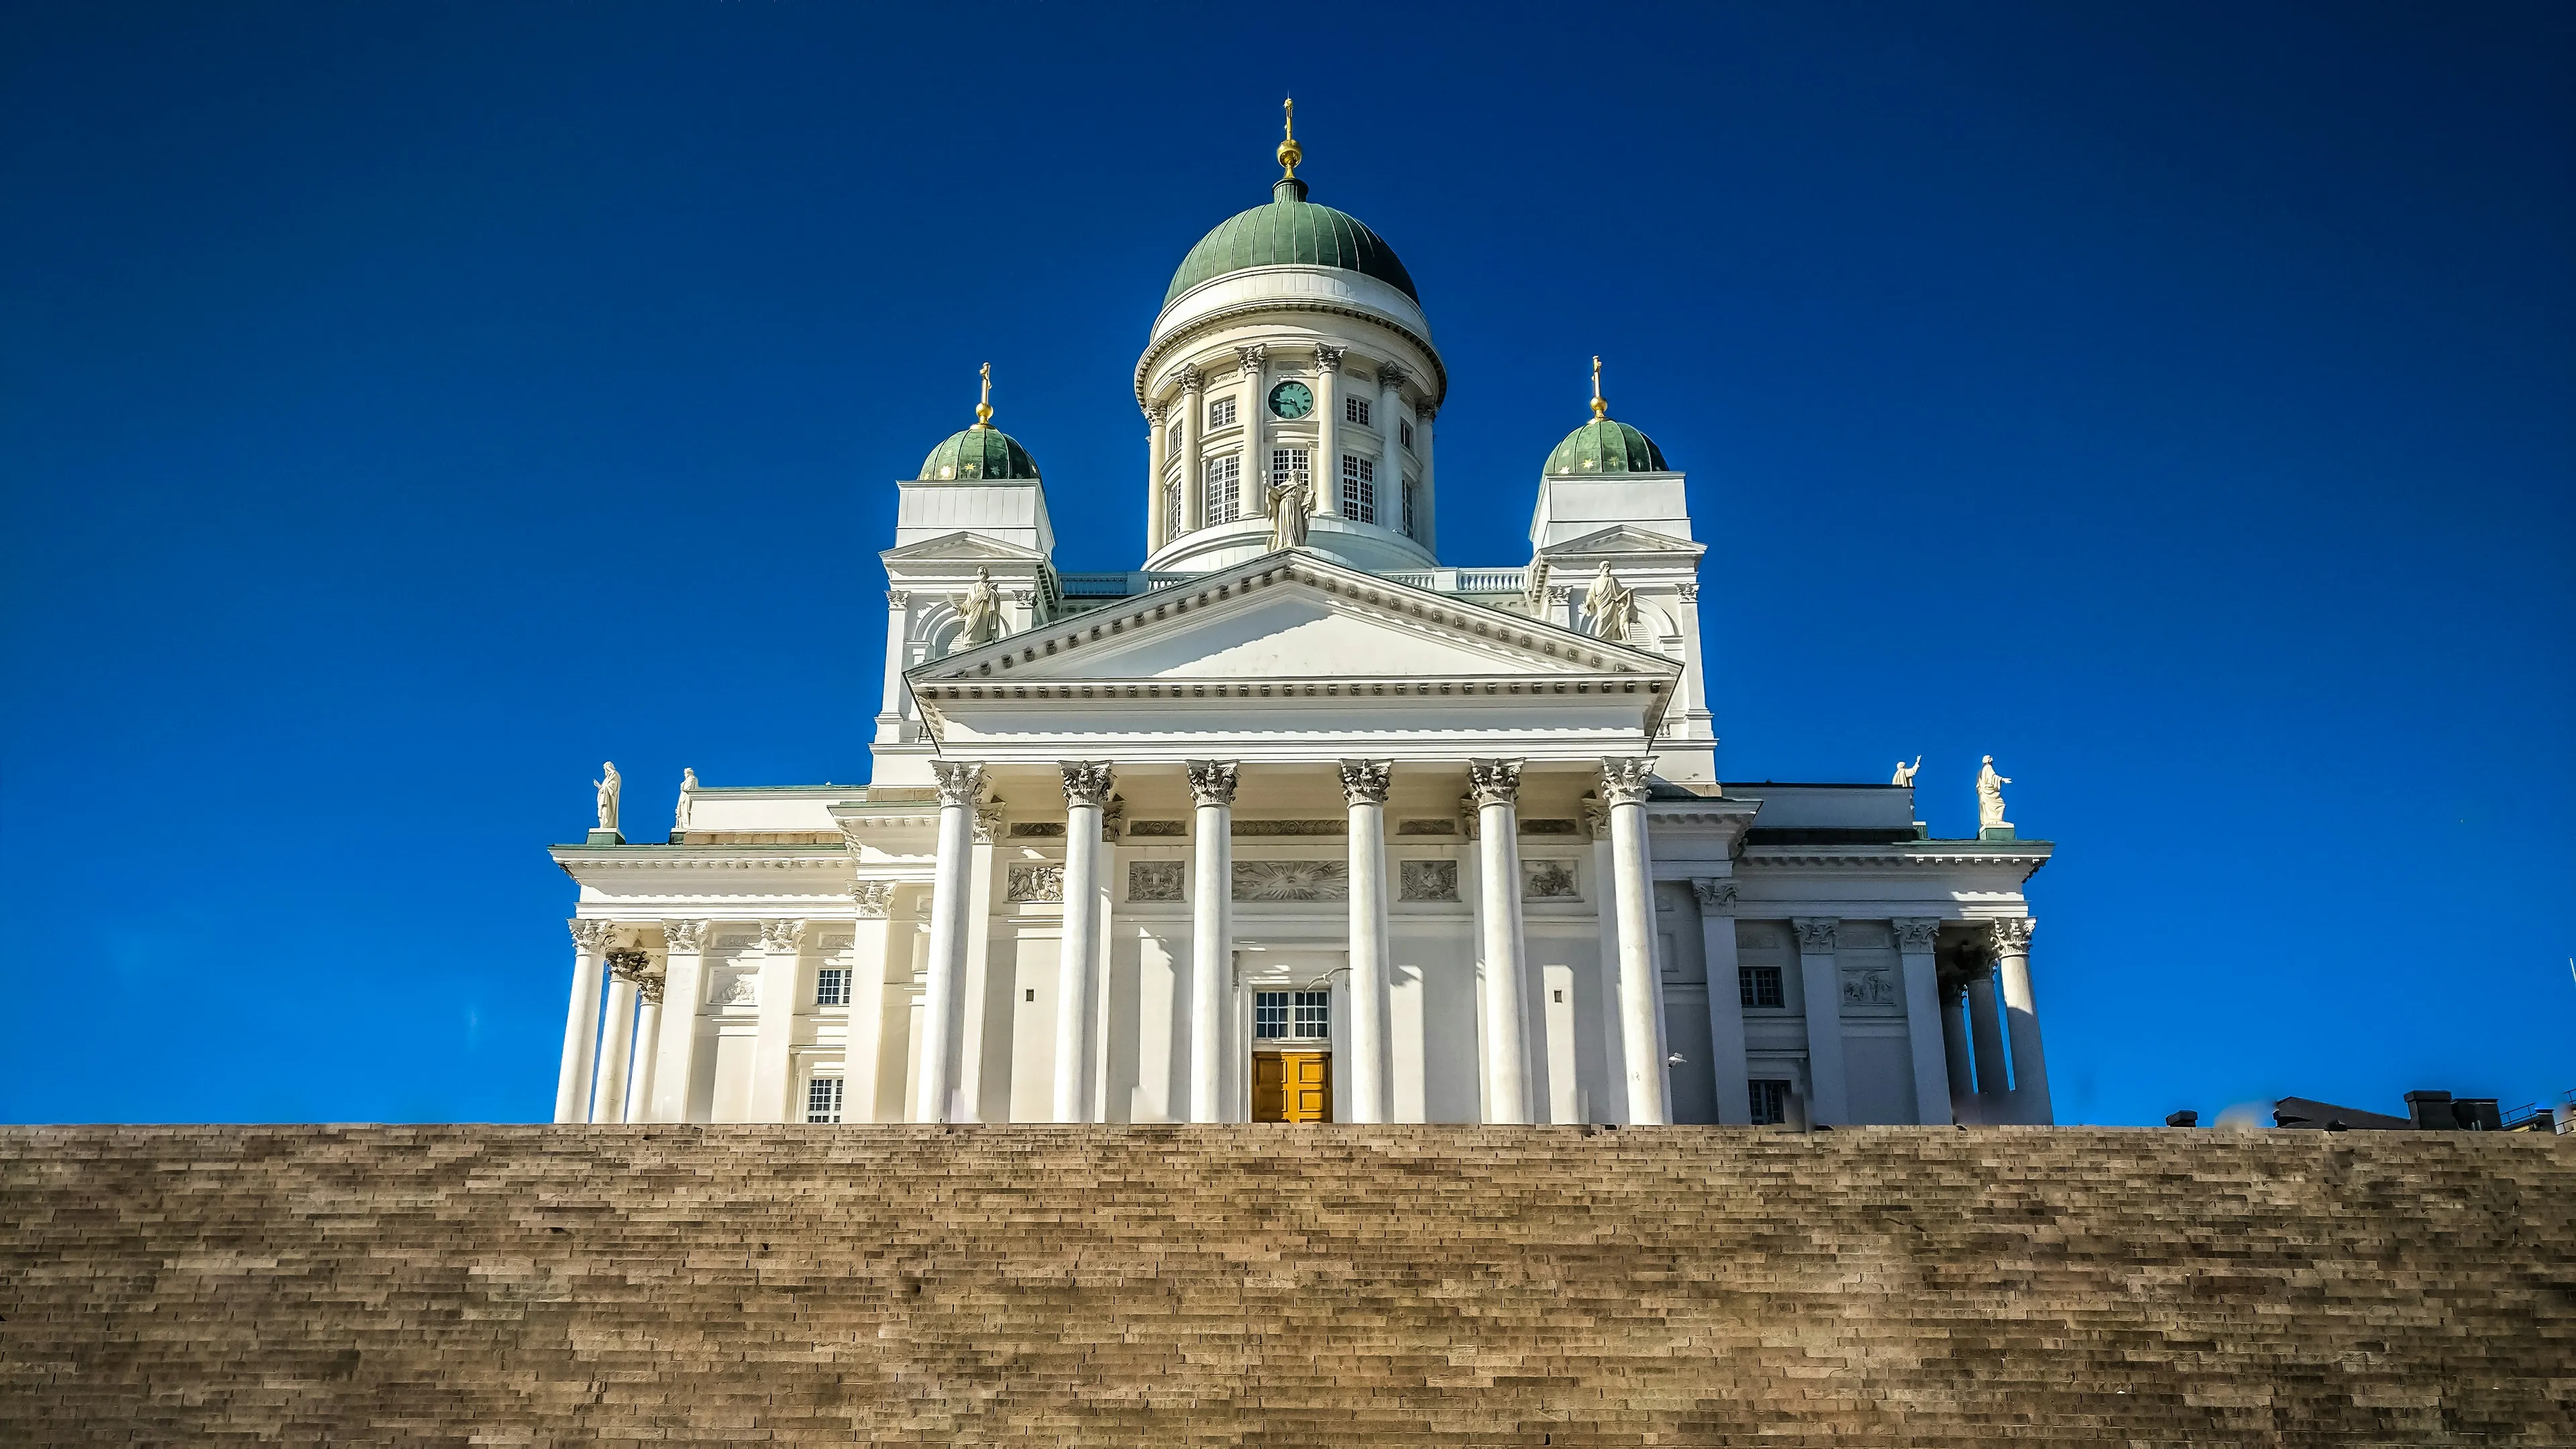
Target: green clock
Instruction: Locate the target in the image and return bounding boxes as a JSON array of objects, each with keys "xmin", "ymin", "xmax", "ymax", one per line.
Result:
[{"xmin": 1267, "ymin": 380, "xmax": 1314, "ymax": 419}]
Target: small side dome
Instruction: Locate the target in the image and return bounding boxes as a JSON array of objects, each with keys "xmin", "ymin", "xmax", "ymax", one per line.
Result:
[
  {"xmin": 920, "ymin": 426, "xmax": 1040, "ymax": 482},
  {"xmin": 1544, "ymin": 356, "xmax": 1668, "ymax": 475},
  {"xmin": 918, "ymin": 363, "xmax": 1041, "ymax": 481}
]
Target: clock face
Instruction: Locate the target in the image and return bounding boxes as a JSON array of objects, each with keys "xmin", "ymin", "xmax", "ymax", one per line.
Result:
[{"xmin": 1268, "ymin": 380, "xmax": 1315, "ymax": 419}]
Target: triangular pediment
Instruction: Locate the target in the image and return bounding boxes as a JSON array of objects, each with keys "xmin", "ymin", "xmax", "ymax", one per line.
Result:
[
  {"xmin": 909, "ymin": 549, "xmax": 1678, "ymax": 686},
  {"xmin": 880, "ymin": 531, "xmax": 1048, "ymax": 565},
  {"xmin": 1537, "ymin": 524, "xmax": 1706, "ymax": 559}
]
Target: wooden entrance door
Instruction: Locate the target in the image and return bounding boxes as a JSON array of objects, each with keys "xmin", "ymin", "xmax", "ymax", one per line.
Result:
[{"xmin": 1252, "ymin": 1052, "xmax": 1332, "ymax": 1123}]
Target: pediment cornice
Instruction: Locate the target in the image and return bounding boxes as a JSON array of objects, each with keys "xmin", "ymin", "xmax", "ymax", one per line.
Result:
[
  {"xmin": 880, "ymin": 532, "xmax": 1049, "ymax": 565},
  {"xmin": 1536, "ymin": 523, "xmax": 1707, "ymax": 561}
]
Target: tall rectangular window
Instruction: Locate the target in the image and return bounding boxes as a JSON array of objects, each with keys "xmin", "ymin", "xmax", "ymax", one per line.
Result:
[
  {"xmin": 1402, "ymin": 480, "xmax": 1416, "ymax": 537},
  {"xmin": 805, "ymin": 1077, "xmax": 845, "ymax": 1124},
  {"xmin": 1345, "ymin": 394, "xmax": 1370, "ymax": 426},
  {"xmin": 1399, "ymin": 419, "xmax": 1413, "ymax": 449},
  {"xmin": 1340, "ymin": 454, "xmax": 1375, "ymax": 523},
  {"xmin": 1161, "ymin": 480, "xmax": 1180, "ymax": 537},
  {"xmin": 1748, "ymin": 1079, "xmax": 1791, "ymax": 1126},
  {"xmin": 1739, "ymin": 965, "xmax": 1784, "ymax": 1009},
  {"xmin": 1271, "ymin": 447, "xmax": 1309, "ymax": 495},
  {"xmin": 814, "ymin": 969, "xmax": 851, "ymax": 1006},
  {"xmin": 1254, "ymin": 991, "xmax": 1289, "ymax": 1040},
  {"xmin": 1208, "ymin": 396, "xmax": 1236, "ymax": 429},
  {"xmin": 1205, "ymin": 455, "xmax": 1242, "ymax": 524},
  {"xmin": 1293, "ymin": 989, "xmax": 1330, "ymax": 1038}
]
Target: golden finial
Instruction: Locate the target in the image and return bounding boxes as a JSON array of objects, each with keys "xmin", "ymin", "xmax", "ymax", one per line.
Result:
[
  {"xmin": 1591, "ymin": 356, "xmax": 1607, "ymax": 420},
  {"xmin": 1277, "ymin": 96, "xmax": 1301, "ymax": 177},
  {"xmin": 974, "ymin": 362, "xmax": 994, "ymax": 427}
]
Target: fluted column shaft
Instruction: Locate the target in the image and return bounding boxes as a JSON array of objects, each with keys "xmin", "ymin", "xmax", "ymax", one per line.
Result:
[
  {"xmin": 1377, "ymin": 368, "xmax": 1407, "ymax": 537},
  {"xmin": 1238, "ymin": 347, "xmax": 1267, "ymax": 517},
  {"xmin": 1470, "ymin": 759, "xmax": 1532, "ymax": 1124},
  {"xmin": 1177, "ymin": 369, "xmax": 1204, "ymax": 536},
  {"xmin": 916, "ymin": 761, "xmax": 982, "ymax": 1124},
  {"xmin": 1793, "ymin": 918, "xmax": 1850, "ymax": 1124},
  {"xmin": 1145, "ymin": 407, "xmax": 1169, "ymax": 552},
  {"xmin": 1054, "ymin": 763, "xmax": 1114, "ymax": 1123},
  {"xmin": 555, "ymin": 920, "xmax": 612, "ymax": 1123},
  {"xmin": 1993, "ymin": 918, "xmax": 2051, "ymax": 1124},
  {"xmin": 1602, "ymin": 758, "xmax": 1668, "ymax": 1125},
  {"xmin": 1341, "ymin": 760, "xmax": 1393, "ymax": 1123},
  {"xmin": 1314, "ymin": 347, "xmax": 1342, "ymax": 517},
  {"xmin": 590, "ymin": 950, "xmax": 647, "ymax": 1124},
  {"xmin": 1187, "ymin": 761, "xmax": 1238, "ymax": 1122}
]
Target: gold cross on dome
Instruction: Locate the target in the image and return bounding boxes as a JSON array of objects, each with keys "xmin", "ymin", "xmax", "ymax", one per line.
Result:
[
  {"xmin": 1591, "ymin": 356, "xmax": 1607, "ymax": 419},
  {"xmin": 975, "ymin": 362, "xmax": 993, "ymax": 426}
]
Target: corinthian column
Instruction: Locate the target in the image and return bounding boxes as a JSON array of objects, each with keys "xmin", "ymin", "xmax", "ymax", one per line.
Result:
[
  {"xmin": 1468, "ymin": 758, "xmax": 1532, "ymax": 1124},
  {"xmin": 1176, "ymin": 365, "xmax": 1204, "ymax": 535},
  {"xmin": 647, "ymin": 920, "xmax": 708, "ymax": 1124},
  {"xmin": 1793, "ymin": 917, "xmax": 1849, "ymax": 1124},
  {"xmin": 1893, "ymin": 918, "xmax": 1951, "ymax": 1124},
  {"xmin": 624, "ymin": 968, "xmax": 663, "ymax": 1124},
  {"xmin": 1376, "ymin": 366, "xmax": 1407, "ymax": 536},
  {"xmin": 1992, "ymin": 918, "xmax": 2051, "ymax": 1124},
  {"xmin": 591, "ymin": 946, "xmax": 649, "ymax": 1124},
  {"xmin": 556, "ymin": 919, "xmax": 614, "ymax": 1123},
  {"xmin": 1601, "ymin": 757, "xmax": 1668, "ymax": 1125},
  {"xmin": 1185, "ymin": 759, "xmax": 1238, "ymax": 1123},
  {"xmin": 752, "ymin": 918, "xmax": 806, "ymax": 1123},
  {"xmin": 1145, "ymin": 404, "xmax": 1169, "ymax": 552},
  {"xmin": 1055, "ymin": 761, "xmax": 1115, "ymax": 1123},
  {"xmin": 916, "ymin": 759, "xmax": 983, "ymax": 1124},
  {"xmin": 1692, "ymin": 879, "xmax": 1751, "ymax": 1124},
  {"xmin": 1340, "ymin": 759, "xmax": 1393, "ymax": 1123},
  {"xmin": 1313, "ymin": 345, "xmax": 1343, "ymax": 518}
]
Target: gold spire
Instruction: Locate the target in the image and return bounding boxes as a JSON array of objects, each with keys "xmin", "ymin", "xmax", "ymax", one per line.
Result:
[
  {"xmin": 1277, "ymin": 96, "xmax": 1301, "ymax": 177},
  {"xmin": 1591, "ymin": 356, "xmax": 1607, "ymax": 420},
  {"xmin": 974, "ymin": 362, "xmax": 994, "ymax": 427}
]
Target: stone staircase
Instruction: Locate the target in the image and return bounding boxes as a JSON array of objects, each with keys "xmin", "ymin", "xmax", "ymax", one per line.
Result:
[{"xmin": 3, "ymin": 1125, "xmax": 2570, "ymax": 1445}]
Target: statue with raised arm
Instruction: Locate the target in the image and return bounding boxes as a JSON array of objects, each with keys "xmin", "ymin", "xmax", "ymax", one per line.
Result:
[
  {"xmin": 593, "ymin": 762, "xmax": 621, "ymax": 833},
  {"xmin": 1267, "ymin": 469, "xmax": 1313, "ymax": 551},
  {"xmin": 1892, "ymin": 756, "xmax": 1921, "ymax": 787},
  {"xmin": 674, "ymin": 767, "xmax": 698, "ymax": 830},
  {"xmin": 1976, "ymin": 755, "xmax": 2012, "ymax": 831},
  {"xmin": 1581, "ymin": 562, "xmax": 1633, "ymax": 644},
  {"xmin": 957, "ymin": 566, "xmax": 1002, "ymax": 646}
]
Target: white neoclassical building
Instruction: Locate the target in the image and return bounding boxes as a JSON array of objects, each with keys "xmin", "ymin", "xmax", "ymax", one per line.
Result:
[{"xmin": 549, "ymin": 125, "xmax": 2057, "ymax": 1131}]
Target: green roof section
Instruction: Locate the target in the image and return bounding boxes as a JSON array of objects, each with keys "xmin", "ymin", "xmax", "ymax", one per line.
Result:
[
  {"xmin": 1545, "ymin": 417, "xmax": 1670, "ymax": 476},
  {"xmin": 920, "ymin": 425, "xmax": 1040, "ymax": 482},
  {"xmin": 1164, "ymin": 177, "xmax": 1419, "ymax": 308}
]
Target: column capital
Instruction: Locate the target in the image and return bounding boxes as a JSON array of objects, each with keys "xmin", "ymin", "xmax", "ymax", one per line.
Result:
[
  {"xmin": 569, "ymin": 918, "xmax": 616, "ymax": 953},
  {"xmin": 1691, "ymin": 877, "xmax": 1739, "ymax": 915},
  {"xmin": 885, "ymin": 588, "xmax": 910, "ymax": 608},
  {"xmin": 1793, "ymin": 916, "xmax": 1840, "ymax": 952},
  {"xmin": 635, "ymin": 971, "xmax": 665, "ymax": 1004},
  {"xmin": 1893, "ymin": 918, "xmax": 1943, "ymax": 953},
  {"xmin": 1176, "ymin": 363, "xmax": 1204, "ymax": 393},
  {"xmin": 606, "ymin": 948, "xmax": 655, "ymax": 985},
  {"xmin": 1060, "ymin": 761, "xmax": 1117, "ymax": 810},
  {"xmin": 1466, "ymin": 758, "xmax": 1522, "ymax": 808},
  {"xmin": 760, "ymin": 919, "xmax": 806, "ymax": 954},
  {"xmin": 851, "ymin": 880, "xmax": 896, "ymax": 918},
  {"xmin": 1375, "ymin": 363, "xmax": 1409, "ymax": 392},
  {"xmin": 1234, "ymin": 343, "xmax": 1267, "ymax": 373},
  {"xmin": 1599, "ymin": 756, "xmax": 1654, "ymax": 806},
  {"xmin": 1414, "ymin": 400, "xmax": 1439, "ymax": 423},
  {"xmin": 1186, "ymin": 759, "xmax": 1240, "ymax": 808},
  {"xmin": 661, "ymin": 919, "xmax": 708, "ymax": 953},
  {"xmin": 1989, "ymin": 917, "xmax": 2036, "ymax": 954},
  {"xmin": 1145, "ymin": 402, "xmax": 1168, "ymax": 426},
  {"xmin": 930, "ymin": 759, "xmax": 985, "ymax": 807},
  {"xmin": 1314, "ymin": 344, "xmax": 1344, "ymax": 373},
  {"xmin": 1676, "ymin": 582, "xmax": 1699, "ymax": 602},
  {"xmin": 1338, "ymin": 759, "xmax": 1391, "ymax": 806},
  {"xmin": 973, "ymin": 804, "xmax": 1004, "ymax": 843}
]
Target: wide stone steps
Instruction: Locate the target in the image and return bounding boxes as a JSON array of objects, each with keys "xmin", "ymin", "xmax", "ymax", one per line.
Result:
[{"xmin": 3, "ymin": 1124, "xmax": 2570, "ymax": 1445}]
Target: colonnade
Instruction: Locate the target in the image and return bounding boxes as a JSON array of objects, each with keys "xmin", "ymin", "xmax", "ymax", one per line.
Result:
[
  {"xmin": 910, "ymin": 755, "xmax": 1672, "ymax": 1127},
  {"xmin": 1937, "ymin": 917, "xmax": 2052, "ymax": 1124},
  {"xmin": 553, "ymin": 925, "xmax": 664, "ymax": 1125}
]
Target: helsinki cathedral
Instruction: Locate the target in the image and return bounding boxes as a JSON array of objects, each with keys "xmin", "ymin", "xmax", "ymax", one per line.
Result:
[{"xmin": 549, "ymin": 113, "xmax": 2057, "ymax": 1132}]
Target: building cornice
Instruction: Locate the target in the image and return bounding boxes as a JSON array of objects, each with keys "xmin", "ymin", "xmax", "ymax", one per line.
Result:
[
  {"xmin": 1735, "ymin": 841, "xmax": 2052, "ymax": 880},
  {"xmin": 1135, "ymin": 294, "xmax": 1448, "ymax": 412}
]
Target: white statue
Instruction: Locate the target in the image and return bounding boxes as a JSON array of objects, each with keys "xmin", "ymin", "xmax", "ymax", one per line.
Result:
[
  {"xmin": 957, "ymin": 566, "xmax": 1002, "ymax": 646},
  {"xmin": 1581, "ymin": 562, "xmax": 1633, "ymax": 644},
  {"xmin": 1519, "ymin": 559, "xmax": 1551, "ymax": 618},
  {"xmin": 592, "ymin": 762, "xmax": 621, "ymax": 833},
  {"xmin": 1892, "ymin": 756, "xmax": 1921, "ymax": 787},
  {"xmin": 1267, "ymin": 471, "xmax": 1313, "ymax": 551},
  {"xmin": 674, "ymin": 767, "xmax": 698, "ymax": 830},
  {"xmin": 1976, "ymin": 755, "xmax": 2012, "ymax": 831}
]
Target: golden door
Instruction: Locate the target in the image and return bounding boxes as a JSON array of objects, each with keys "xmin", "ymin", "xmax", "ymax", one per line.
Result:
[{"xmin": 1252, "ymin": 1053, "xmax": 1332, "ymax": 1123}]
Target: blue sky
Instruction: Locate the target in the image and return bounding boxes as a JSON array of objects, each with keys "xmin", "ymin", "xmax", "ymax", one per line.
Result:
[{"xmin": 3, "ymin": 3, "xmax": 2569, "ymax": 1126}]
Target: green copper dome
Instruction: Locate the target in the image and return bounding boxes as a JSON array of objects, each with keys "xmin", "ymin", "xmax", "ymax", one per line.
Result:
[
  {"xmin": 1546, "ymin": 417, "xmax": 1669, "ymax": 476},
  {"xmin": 1165, "ymin": 178, "xmax": 1419, "ymax": 309},
  {"xmin": 920, "ymin": 424, "xmax": 1040, "ymax": 482}
]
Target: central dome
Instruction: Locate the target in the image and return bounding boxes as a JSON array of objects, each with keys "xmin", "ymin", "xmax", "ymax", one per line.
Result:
[{"xmin": 1164, "ymin": 178, "xmax": 1418, "ymax": 309}]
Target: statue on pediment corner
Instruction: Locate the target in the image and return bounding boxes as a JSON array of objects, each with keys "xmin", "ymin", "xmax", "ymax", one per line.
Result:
[
  {"xmin": 1976, "ymin": 755, "xmax": 2012, "ymax": 832},
  {"xmin": 592, "ymin": 762, "xmax": 621, "ymax": 832},
  {"xmin": 1891, "ymin": 756, "xmax": 1920, "ymax": 788}
]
